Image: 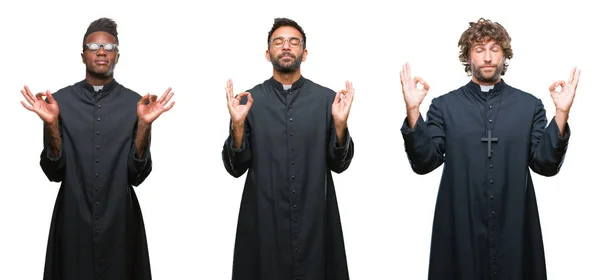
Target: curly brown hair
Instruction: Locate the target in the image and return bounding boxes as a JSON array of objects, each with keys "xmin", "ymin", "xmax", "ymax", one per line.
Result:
[{"xmin": 458, "ymin": 18, "xmax": 513, "ymax": 75}]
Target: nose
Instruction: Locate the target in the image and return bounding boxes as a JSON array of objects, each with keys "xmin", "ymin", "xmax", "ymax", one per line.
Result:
[
  {"xmin": 281, "ymin": 39, "xmax": 293, "ymax": 50},
  {"xmin": 483, "ymin": 50, "xmax": 492, "ymax": 62},
  {"xmin": 96, "ymin": 46, "xmax": 107, "ymax": 56}
]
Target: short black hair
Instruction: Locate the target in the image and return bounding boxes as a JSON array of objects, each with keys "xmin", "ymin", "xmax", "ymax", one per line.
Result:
[
  {"xmin": 267, "ymin": 18, "xmax": 306, "ymax": 49},
  {"xmin": 82, "ymin": 17, "xmax": 119, "ymax": 50}
]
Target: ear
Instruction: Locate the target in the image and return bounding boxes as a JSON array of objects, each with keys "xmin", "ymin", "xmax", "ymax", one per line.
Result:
[
  {"xmin": 301, "ymin": 49, "xmax": 308, "ymax": 62},
  {"xmin": 265, "ymin": 50, "xmax": 271, "ymax": 62},
  {"xmin": 81, "ymin": 52, "xmax": 85, "ymax": 64},
  {"xmin": 115, "ymin": 53, "xmax": 120, "ymax": 64}
]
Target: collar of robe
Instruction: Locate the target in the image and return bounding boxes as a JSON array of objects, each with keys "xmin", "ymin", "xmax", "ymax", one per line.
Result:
[
  {"xmin": 466, "ymin": 79, "xmax": 507, "ymax": 102},
  {"xmin": 266, "ymin": 75, "xmax": 306, "ymax": 92},
  {"xmin": 81, "ymin": 78, "xmax": 119, "ymax": 95}
]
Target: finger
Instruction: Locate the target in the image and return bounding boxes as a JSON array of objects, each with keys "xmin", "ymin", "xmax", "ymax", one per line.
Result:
[
  {"xmin": 333, "ymin": 91, "xmax": 342, "ymax": 104},
  {"xmin": 413, "ymin": 76, "xmax": 422, "ymax": 88},
  {"xmin": 20, "ymin": 100, "xmax": 34, "ymax": 112},
  {"xmin": 21, "ymin": 86, "xmax": 36, "ymax": 105},
  {"xmin": 138, "ymin": 93, "xmax": 150, "ymax": 105},
  {"xmin": 149, "ymin": 95, "xmax": 158, "ymax": 103},
  {"xmin": 21, "ymin": 90, "xmax": 34, "ymax": 106},
  {"xmin": 549, "ymin": 80, "xmax": 565, "ymax": 92},
  {"xmin": 227, "ymin": 79, "xmax": 234, "ymax": 100},
  {"xmin": 45, "ymin": 90, "xmax": 57, "ymax": 103},
  {"xmin": 405, "ymin": 62, "xmax": 412, "ymax": 83},
  {"xmin": 35, "ymin": 92, "xmax": 45, "ymax": 100},
  {"xmin": 548, "ymin": 81, "xmax": 557, "ymax": 92},
  {"xmin": 162, "ymin": 101, "xmax": 175, "ymax": 112},
  {"xmin": 225, "ymin": 80, "xmax": 231, "ymax": 101},
  {"xmin": 246, "ymin": 92, "xmax": 254, "ymax": 106},
  {"xmin": 414, "ymin": 76, "xmax": 429, "ymax": 91},
  {"xmin": 400, "ymin": 63, "xmax": 407, "ymax": 87},
  {"xmin": 346, "ymin": 85, "xmax": 355, "ymax": 103},
  {"xmin": 572, "ymin": 67, "xmax": 581, "ymax": 89},
  {"xmin": 23, "ymin": 85, "xmax": 36, "ymax": 99},
  {"xmin": 423, "ymin": 80, "xmax": 430, "ymax": 91},
  {"xmin": 568, "ymin": 67, "xmax": 576, "ymax": 84},
  {"xmin": 236, "ymin": 91, "xmax": 250, "ymax": 102},
  {"xmin": 161, "ymin": 91, "xmax": 174, "ymax": 105},
  {"xmin": 158, "ymin": 87, "xmax": 172, "ymax": 103}
]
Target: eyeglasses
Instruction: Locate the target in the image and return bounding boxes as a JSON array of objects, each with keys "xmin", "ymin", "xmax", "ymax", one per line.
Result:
[
  {"xmin": 270, "ymin": 37, "xmax": 303, "ymax": 48},
  {"xmin": 85, "ymin": 42, "xmax": 119, "ymax": 53}
]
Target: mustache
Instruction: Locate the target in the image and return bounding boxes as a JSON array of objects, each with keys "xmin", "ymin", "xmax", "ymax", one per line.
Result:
[{"xmin": 278, "ymin": 52, "xmax": 296, "ymax": 59}]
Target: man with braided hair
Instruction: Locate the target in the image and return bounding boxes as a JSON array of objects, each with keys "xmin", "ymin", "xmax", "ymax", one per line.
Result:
[
  {"xmin": 19, "ymin": 17, "xmax": 174, "ymax": 280},
  {"xmin": 399, "ymin": 18, "xmax": 580, "ymax": 279}
]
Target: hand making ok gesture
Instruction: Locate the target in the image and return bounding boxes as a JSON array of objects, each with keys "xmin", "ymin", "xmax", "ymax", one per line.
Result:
[
  {"xmin": 400, "ymin": 62, "xmax": 430, "ymax": 110},
  {"xmin": 332, "ymin": 80, "xmax": 355, "ymax": 127},
  {"xmin": 550, "ymin": 67, "xmax": 581, "ymax": 114},
  {"xmin": 20, "ymin": 85, "xmax": 59, "ymax": 125},
  {"xmin": 137, "ymin": 87, "xmax": 176, "ymax": 125},
  {"xmin": 225, "ymin": 79, "xmax": 254, "ymax": 126}
]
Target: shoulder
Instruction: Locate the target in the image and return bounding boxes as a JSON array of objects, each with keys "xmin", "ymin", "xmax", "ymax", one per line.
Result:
[
  {"xmin": 431, "ymin": 87, "xmax": 462, "ymax": 105},
  {"xmin": 301, "ymin": 78, "xmax": 337, "ymax": 104},
  {"xmin": 113, "ymin": 84, "xmax": 145, "ymax": 105},
  {"xmin": 303, "ymin": 78, "xmax": 336, "ymax": 95},
  {"xmin": 52, "ymin": 81, "xmax": 81, "ymax": 99},
  {"xmin": 505, "ymin": 84, "xmax": 541, "ymax": 102},
  {"xmin": 118, "ymin": 84, "xmax": 143, "ymax": 98}
]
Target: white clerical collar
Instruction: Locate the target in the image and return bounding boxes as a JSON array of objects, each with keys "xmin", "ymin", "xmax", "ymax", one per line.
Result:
[
  {"xmin": 93, "ymin": 85, "xmax": 104, "ymax": 92},
  {"xmin": 283, "ymin": 84, "xmax": 292, "ymax": 90},
  {"xmin": 480, "ymin": 85, "xmax": 494, "ymax": 92}
]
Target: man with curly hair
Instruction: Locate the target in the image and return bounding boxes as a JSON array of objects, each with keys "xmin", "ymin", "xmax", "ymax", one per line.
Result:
[
  {"xmin": 19, "ymin": 17, "xmax": 174, "ymax": 280},
  {"xmin": 399, "ymin": 18, "xmax": 580, "ymax": 279}
]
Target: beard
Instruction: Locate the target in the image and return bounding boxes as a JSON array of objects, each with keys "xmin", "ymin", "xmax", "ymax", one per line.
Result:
[
  {"xmin": 270, "ymin": 51, "xmax": 303, "ymax": 73},
  {"xmin": 471, "ymin": 58, "xmax": 505, "ymax": 84}
]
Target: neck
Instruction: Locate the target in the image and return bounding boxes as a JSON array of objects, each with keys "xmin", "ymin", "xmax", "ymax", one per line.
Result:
[
  {"xmin": 272, "ymin": 69, "xmax": 301, "ymax": 85},
  {"xmin": 86, "ymin": 73, "xmax": 114, "ymax": 87},
  {"xmin": 472, "ymin": 77, "xmax": 500, "ymax": 87}
]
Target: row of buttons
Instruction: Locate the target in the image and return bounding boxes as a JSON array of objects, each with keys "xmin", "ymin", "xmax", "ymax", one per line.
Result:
[{"xmin": 286, "ymin": 89, "xmax": 302, "ymax": 280}]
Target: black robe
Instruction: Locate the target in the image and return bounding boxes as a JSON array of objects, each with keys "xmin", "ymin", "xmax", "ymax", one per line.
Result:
[
  {"xmin": 40, "ymin": 79, "xmax": 153, "ymax": 280},
  {"xmin": 401, "ymin": 80, "xmax": 570, "ymax": 280},
  {"xmin": 222, "ymin": 76, "xmax": 354, "ymax": 280}
]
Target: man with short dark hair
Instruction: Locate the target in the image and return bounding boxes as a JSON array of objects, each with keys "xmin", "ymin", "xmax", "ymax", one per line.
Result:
[
  {"xmin": 19, "ymin": 17, "xmax": 174, "ymax": 280},
  {"xmin": 399, "ymin": 18, "xmax": 580, "ymax": 279},
  {"xmin": 222, "ymin": 17, "xmax": 355, "ymax": 280}
]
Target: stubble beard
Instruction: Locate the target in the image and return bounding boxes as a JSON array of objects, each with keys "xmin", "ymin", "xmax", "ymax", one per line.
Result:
[
  {"xmin": 271, "ymin": 51, "xmax": 303, "ymax": 73},
  {"xmin": 472, "ymin": 58, "xmax": 505, "ymax": 84}
]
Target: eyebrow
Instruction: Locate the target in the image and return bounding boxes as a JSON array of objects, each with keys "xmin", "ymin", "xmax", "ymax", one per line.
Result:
[{"xmin": 472, "ymin": 43, "xmax": 500, "ymax": 48}]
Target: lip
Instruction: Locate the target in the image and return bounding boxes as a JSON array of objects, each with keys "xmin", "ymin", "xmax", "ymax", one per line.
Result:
[{"xmin": 95, "ymin": 60, "xmax": 109, "ymax": 65}]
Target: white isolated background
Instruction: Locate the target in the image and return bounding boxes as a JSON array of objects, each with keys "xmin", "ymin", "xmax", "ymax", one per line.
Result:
[{"xmin": 0, "ymin": 0, "xmax": 597, "ymax": 279}]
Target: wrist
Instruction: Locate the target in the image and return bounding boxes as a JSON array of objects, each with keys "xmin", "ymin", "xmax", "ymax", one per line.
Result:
[
  {"xmin": 335, "ymin": 121, "xmax": 347, "ymax": 131},
  {"xmin": 137, "ymin": 119, "xmax": 152, "ymax": 130},
  {"xmin": 556, "ymin": 109, "xmax": 570, "ymax": 117},
  {"xmin": 232, "ymin": 120, "xmax": 245, "ymax": 129},
  {"xmin": 406, "ymin": 106, "xmax": 420, "ymax": 114}
]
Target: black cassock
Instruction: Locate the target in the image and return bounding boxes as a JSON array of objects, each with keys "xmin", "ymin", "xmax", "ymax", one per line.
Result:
[
  {"xmin": 401, "ymin": 80, "xmax": 570, "ymax": 280},
  {"xmin": 222, "ymin": 76, "xmax": 354, "ymax": 280},
  {"xmin": 40, "ymin": 79, "xmax": 152, "ymax": 280}
]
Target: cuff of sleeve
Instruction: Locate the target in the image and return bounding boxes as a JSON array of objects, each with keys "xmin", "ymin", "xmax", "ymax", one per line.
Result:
[
  {"xmin": 334, "ymin": 128, "xmax": 351, "ymax": 150},
  {"xmin": 45, "ymin": 148, "xmax": 63, "ymax": 161},
  {"xmin": 550, "ymin": 118, "xmax": 570, "ymax": 149},
  {"xmin": 229, "ymin": 136, "xmax": 247, "ymax": 153},
  {"xmin": 133, "ymin": 147, "xmax": 150, "ymax": 162},
  {"xmin": 401, "ymin": 115, "xmax": 424, "ymax": 135}
]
